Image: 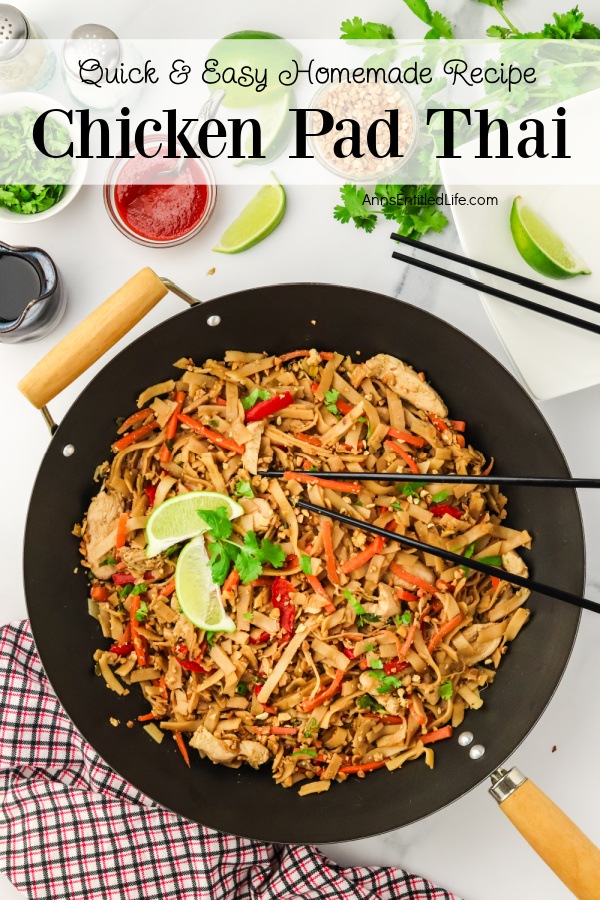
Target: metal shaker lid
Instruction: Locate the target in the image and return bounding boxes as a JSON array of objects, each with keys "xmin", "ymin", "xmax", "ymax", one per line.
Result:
[
  {"xmin": 0, "ymin": 5, "xmax": 29, "ymax": 62},
  {"xmin": 62, "ymin": 24, "xmax": 121, "ymax": 78}
]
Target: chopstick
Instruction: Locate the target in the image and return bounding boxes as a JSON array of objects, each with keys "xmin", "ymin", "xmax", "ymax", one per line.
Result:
[
  {"xmin": 296, "ymin": 499, "xmax": 599, "ymax": 614},
  {"xmin": 390, "ymin": 233, "xmax": 600, "ymax": 337},
  {"xmin": 259, "ymin": 470, "xmax": 600, "ymax": 489}
]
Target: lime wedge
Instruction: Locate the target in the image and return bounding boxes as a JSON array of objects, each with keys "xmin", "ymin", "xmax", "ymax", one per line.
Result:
[
  {"xmin": 233, "ymin": 93, "xmax": 293, "ymax": 167},
  {"xmin": 145, "ymin": 491, "xmax": 243, "ymax": 558},
  {"xmin": 175, "ymin": 536, "xmax": 235, "ymax": 632},
  {"xmin": 213, "ymin": 179, "xmax": 286, "ymax": 253},
  {"xmin": 510, "ymin": 196, "xmax": 591, "ymax": 280}
]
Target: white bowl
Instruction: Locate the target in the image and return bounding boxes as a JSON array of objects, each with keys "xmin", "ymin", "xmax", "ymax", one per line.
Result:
[{"xmin": 0, "ymin": 91, "xmax": 87, "ymax": 223}]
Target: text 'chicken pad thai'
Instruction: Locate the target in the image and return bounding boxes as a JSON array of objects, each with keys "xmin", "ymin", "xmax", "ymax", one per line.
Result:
[{"xmin": 78, "ymin": 349, "xmax": 532, "ymax": 796}]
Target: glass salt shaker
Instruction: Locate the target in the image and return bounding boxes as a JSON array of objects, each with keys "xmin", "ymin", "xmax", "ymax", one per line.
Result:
[
  {"xmin": 62, "ymin": 25, "xmax": 143, "ymax": 111},
  {"xmin": 0, "ymin": 4, "xmax": 56, "ymax": 92}
]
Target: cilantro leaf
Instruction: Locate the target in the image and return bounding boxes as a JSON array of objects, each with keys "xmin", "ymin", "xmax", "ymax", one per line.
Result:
[
  {"xmin": 254, "ymin": 535, "xmax": 287, "ymax": 568},
  {"xmin": 333, "ymin": 185, "xmax": 378, "ymax": 233},
  {"xmin": 402, "ymin": 0, "xmax": 454, "ymax": 39},
  {"xmin": 197, "ymin": 506, "xmax": 233, "ymax": 541},
  {"xmin": 370, "ymin": 658, "xmax": 384, "ymax": 670},
  {"xmin": 395, "ymin": 611, "xmax": 412, "ymax": 626},
  {"xmin": 236, "ymin": 682, "xmax": 248, "ymax": 696},
  {"xmin": 439, "ymin": 680, "xmax": 453, "ymax": 700},
  {"xmin": 359, "ymin": 612, "xmax": 381, "ymax": 626},
  {"xmin": 235, "ymin": 480, "xmax": 254, "ymax": 499},
  {"xmin": 236, "ymin": 549, "xmax": 263, "ymax": 584},
  {"xmin": 300, "ymin": 554, "xmax": 313, "ymax": 575},
  {"xmin": 399, "ymin": 481, "xmax": 427, "ymax": 498},
  {"xmin": 324, "ymin": 388, "xmax": 341, "ymax": 417},
  {"xmin": 207, "ymin": 541, "xmax": 238, "ymax": 586},
  {"xmin": 291, "ymin": 748, "xmax": 318, "ymax": 757},
  {"xmin": 340, "ymin": 16, "xmax": 395, "ymax": 41},
  {"xmin": 134, "ymin": 600, "xmax": 148, "ymax": 621},
  {"xmin": 241, "ymin": 389, "xmax": 271, "ymax": 411},
  {"xmin": 430, "ymin": 490, "xmax": 450, "ymax": 503},
  {"xmin": 357, "ymin": 694, "xmax": 385, "ymax": 711},
  {"xmin": 303, "ymin": 717, "xmax": 319, "ymax": 738}
]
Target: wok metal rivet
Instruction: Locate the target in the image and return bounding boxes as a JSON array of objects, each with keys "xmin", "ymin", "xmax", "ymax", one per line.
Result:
[
  {"xmin": 62, "ymin": 444, "xmax": 75, "ymax": 457},
  {"xmin": 458, "ymin": 731, "xmax": 473, "ymax": 747},
  {"xmin": 469, "ymin": 743, "xmax": 486, "ymax": 760},
  {"xmin": 207, "ymin": 315, "xmax": 221, "ymax": 327}
]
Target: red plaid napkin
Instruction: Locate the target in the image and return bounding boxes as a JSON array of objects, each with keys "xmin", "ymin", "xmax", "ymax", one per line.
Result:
[{"xmin": 0, "ymin": 622, "xmax": 459, "ymax": 900}]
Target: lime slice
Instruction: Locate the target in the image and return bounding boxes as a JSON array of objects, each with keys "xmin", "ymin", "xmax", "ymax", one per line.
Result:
[
  {"xmin": 233, "ymin": 93, "xmax": 293, "ymax": 167},
  {"xmin": 510, "ymin": 196, "xmax": 591, "ymax": 280},
  {"xmin": 213, "ymin": 179, "xmax": 286, "ymax": 254},
  {"xmin": 145, "ymin": 491, "xmax": 243, "ymax": 558},
  {"xmin": 176, "ymin": 536, "xmax": 235, "ymax": 632}
]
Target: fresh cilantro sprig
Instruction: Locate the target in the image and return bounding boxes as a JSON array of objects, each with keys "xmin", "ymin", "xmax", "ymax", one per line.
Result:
[
  {"xmin": 476, "ymin": 1, "xmax": 600, "ymax": 39},
  {"xmin": 403, "ymin": 0, "xmax": 454, "ymax": 40},
  {"xmin": 399, "ymin": 481, "xmax": 428, "ymax": 498},
  {"xmin": 357, "ymin": 694, "xmax": 386, "ymax": 712},
  {"xmin": 324, "ymin": 388, "xmax": 342, "ymax": 417},
  {"xmin": 198, "ymin": 506, "xmax": 286, "ymax": 585},
  {"xmin": 344, "ymin": 588, "xmax": 381, "ymax": 627},
  {"xmin": 134, "ymin": 600, "xmax": 148, "ymax": 622},
  {"xmin": 439, "ymin": 679, "xmax": 453, "ymax": 699},
  {"xmin": 235, "ymin": 479, "xmax": 254, "ymax": 499},
  {"xmin": 300, "ymin": 554, "xmax": 313, "ymax": 575}
]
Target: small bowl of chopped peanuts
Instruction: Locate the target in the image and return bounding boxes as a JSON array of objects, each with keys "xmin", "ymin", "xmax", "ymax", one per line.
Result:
[{"xmin": 308, "ymin": 80, "xmax": 419, "ymax": 182}]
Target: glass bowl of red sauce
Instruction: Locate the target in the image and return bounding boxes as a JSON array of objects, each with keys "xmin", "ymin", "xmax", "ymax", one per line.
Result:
[{"xmin": 104, "ymin": 137, "xmax": 217, "ymax": 247}]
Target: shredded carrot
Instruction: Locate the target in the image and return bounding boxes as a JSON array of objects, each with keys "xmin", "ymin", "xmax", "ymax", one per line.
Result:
[
  {"xmin": 301, "ymin": 669, "xmax": 344, "ymax": 713},
  {"xmin": 157, "ymin": 675, "xmax": 168, "ymax": 701},
  {"xmin": 319, "ymin": 351, "xmax": 336, "ymax": 360},
  {"xmin": 278, "ymin": 350, "xmax": 311, "ymax": 362},
  {"xmin": 252, "ymin": 726, "xmax": 298, "ymax": 736},
  {"xmin": 223, "ymin": 569, "xmax": 240, "ymax": 594},
  {"xmin": 491, "ymin": 575, "xmax": 501, "ymax": 592},
  {"xmin": 113, "ymin": 420, "xmax": 157, "ymax": 452},
  {"xmin": 130, "ymin": 595, "xmax": 148, "ymax": 667},
  {"xmin": 451, "ymin": 420, "xmax": 466, "ymax": 432},
  {"xmin": 364, "ymin": 714, "xmax": 405, "ymax": 725},
  {"xmin": 215, "ymin": 397, "xmax": 227, "ymax": 406},
  {"xmin": 284, "ymin": 471, "xmax": 361, "ymax": 494},
  {"xmin": 396, "ymin": 588, "xmax": 417, "ymax": 603},
  {"xmin": 116, "ymin": 623, "xmax": 131, "ymax": 647},
  {"xmin": 336, "ymin": 398, "xmax": 354, "ymax": 416},
  {"xmin": 174, "ymin": 731, "xmax": 191, "ymax": 768},
  {"xmin": 390, "ymin": 562, "xmax": 436, "ymax": 595},
  {"xmin": 297, "ymin": 433, "xmax": 323, "ymax": 447},
  {"xmin": 340, "ymin": 536, "xmax": 385, "ymax": 574},
  {"xmin": 302, "ymin": 458, "xmax": 313, "ymax": 470},
  {"xmin": 321, "ymin": 519, "xmax": 339, "ymax": 585},
  {"xmin": 409, "ymin": 700, "xmax": 426, "ymax": 725},
  {"xmin": 455, "ymin": 434, "xmax": 465, "ymax": 447},
  {"xmin": 249, "ymin": 577, "xmax": 272, "ymax": 587},
  {"xmin": 91, "ymin": 585, "xmax": 109, "ymax": 602},
  {"xmin": 427, "ymin": 613, "xmax": 464, "ymax": 654},
  {"xmin": 428, "ymin": 413, "xmax": 449, "ymax": 433},
  {"xmin": 420, "ymin": 725, "xmax": 453, "ymax": 745},
  {"xmin": 117, "ymin": 408, "xmax": 151, "ymax": 434},
  {"xmin": 160, "ymin": 580, "xmax": 176, "ymax": 597},
  {"xmin": 384, "ymin": 440, "xmax": 420, "ymax": 475},
  {"xmin": 177, "ymin": 414, "xmax": 245, "ymax": 455},
  {"xmin": 160, "ymin": 390, "xmax": 187, "ymax": 463},
  {"xmin": 338, "ymin": 760, "xmax": 386, "ymax": 774},
  {"xmin": 482, "ymin": 458, "xmax": 494, "ymax": 476},
  {"xmin": 115, "ymin": 513, "xmax": 129, "ymax": 550},
  {"xmin": 137, "ymin": 712, "xmax": 156, "ymax": 722},
  {"xmin": 399, "ymin": 620, "xmax": 418, "ymax": 658},
  {"xmin": 387, "ymin": 427, "xmax": 426, "ymax": 448}
]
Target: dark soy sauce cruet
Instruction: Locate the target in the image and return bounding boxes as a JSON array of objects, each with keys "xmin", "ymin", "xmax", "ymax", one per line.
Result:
[{"xmin": 0, "ymin": 242, "xmax": 66, "ymax": 342}]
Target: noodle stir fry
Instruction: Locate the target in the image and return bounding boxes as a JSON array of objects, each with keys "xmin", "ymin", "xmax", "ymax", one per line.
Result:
[{"xmin": 78, "ymin": 349, "xmax": 532, "ymax": 796}]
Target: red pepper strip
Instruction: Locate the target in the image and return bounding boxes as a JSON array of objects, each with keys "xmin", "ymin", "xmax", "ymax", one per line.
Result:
[
  {"xmin": 451, "ymin": 420, "xmax": 466, "ymax": 432},
  {"xmin": 319, "ymin": 351, "xmax": 336, "ymax": 360},
  {"xmin": 427, "ymin": 613, "xmax": 464, "ymax": 654},
  {"xmin": 358, "ymin": 658, "xmax": 369, "ymax": 670},
  {"xmin": 384, "ymin": 658, "xmax": 409, "ymax": 676},
  {"xmin": 223, "ymin": 569, "xmax": 241, "ymax": 594},
  {"xmin": 336, "ymin": 398, "xmax": 354, "ymax": 416},
  {"xmin": 384, "ymin": 440, "xmax": 420, "ymax": 475},
  {"xmin": 491, "ymin": 575, "xmax": 502, "ymax": 592},
  {"xmin": 174, "ymin": 731, "xmax": 191, "ymax": 768},
  {"xmin": 113, "ymin": 420, "xmax": 158, "ymax": 452},
  {"xmin": 305, "ymin": 574, "xmax": 336, "ymax": 614},
  {"xmin": 130, "ymin": 595, "xmax": 148, "ymax": 667},
  {"xmin": 160, "ymin": 580, "xmax": 176, "ymax": 597},
  {"xmin": 340, "ymin": 536, "xmax": 385, "ymax": 575},
  {"xmin": 342, "ymin": 647, "xmax": 355, "ymax": 660},
  {"xmin": 428, "ymin": 413, "xmax": 450, "ymax": 433},
  {"xmin": 156, "ymin": 676, "xmax": 168, "ymax": 701},
  {"xmin": 249, "ymin": 632, "xmax": 271, "ymax": 645},
  {"xmin": 174, "ymin": 643, "xmax": 188, "ymax": 658},
  {"xmin": 387, "ymin": 427, "xmax": 427, "ymax": 448},
  {"xmin": 177, "ymin": 658, "xmax": 208, "ymax": 673},
  {"xmin": 116, "ymin": 624, "xmax": 131, "ymax": 647},
  {"xmin": 144, "ymin": 483, "xmax": 158, "ymax": 506},
  {"xmin": 420, "ymin": 725, "xmax": 453, "ymax": 745},
  {"xmin": 245, "ymin": 391, "xmax": 294, "ymax": 423},
  {"xmin": 115, "ymin": 512, "xmax": 129, "ymax": 550},
  {"xmin": 91, "ymin": 585, "xmax": 109, "ymax": 602},
  {"xmin": 109, "ymin": 642, "xmax": 134, "ymax": 656},
  {"xmin": 302, "ymin": 458, "xmax": 312, "ymax": 471},
  {"xmin": 160, "ymin": 390, "xmax": 187, "ymax": 463},
  {"xmin": 390, "ymin": 562, "xmax": 437, "ymax": 595},
  {"xmin": 409, "ymin": 701, "xmax": 427, "ymax": 725},
  {"xmin": 249, "ymin": 577, "xmax": 272, "ymax": 588},
  {"xmin": 321, "ymin": 519, "xmax": 340, "ymax": 586},
  {"xmin": 363, "ymin": 713, "xmax": 405, "ymax": 724},
  {"xmin": 298, "ymin": 434, "xmax": 323, "ymax": 447},
  {"xmin": 284, "ymin": 471, "xmax": 361, "ymax": 494},
  {"xmin": 177, "ymin": 414, "xmax": 245, "ymax": 454},
  {"xmin": 137, "ymin": 712, "xmax": 157, "ymax": 722},
  {"xmin": 271, "ymin": 577, "xmax": 296, "ymax": 638},
  {"xmin": 430, "ymin": 504, "xmax": 462, "ymax": 520},
  {"xmin": 338, "ymin": 760, "xmax": 387, "ymax": 775},
  {"xmin": 253, "ymin": 684, "xmax": 277, "ymax": 714},
  {"xmin": 112, "ymin": 572, "xmax": 135, "ymax": 585},
  {"xmin": 252, "ymin": 725, "xmax": 298, "ymax": 736},
  {"xmin": 215, "ymin": 397, "xmax": 227, "ymax": 406},
  {"xmin": 396, "ymin": 589, "xmax": 417, "ymax": 603},
  {"xmin": 300, "ymin": 669, "xmax": 344, "ymax": 713},
  {"xmin": 117, "ymin": 408, "xmax": 152, "ymax": 434}
]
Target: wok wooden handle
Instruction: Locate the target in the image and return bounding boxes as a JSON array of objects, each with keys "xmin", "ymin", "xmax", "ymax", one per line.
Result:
[
  {"xmin": 18, "ymin": 268, "xmax": 168, "ymax": 409},
  {"xmin": 496, "ymin": 773, "xmax": 600, "ymax": 899}
]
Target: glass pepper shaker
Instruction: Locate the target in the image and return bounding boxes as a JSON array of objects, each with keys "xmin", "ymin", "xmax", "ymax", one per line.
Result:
[{"xmin": 0, "ymin": 5, "xmax": 55, "ymax": 92}]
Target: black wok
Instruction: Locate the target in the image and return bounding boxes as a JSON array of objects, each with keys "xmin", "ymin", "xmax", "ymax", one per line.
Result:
[{"xmin": 19, "ymin": 275, "xmax": 583, "ymax": 844}]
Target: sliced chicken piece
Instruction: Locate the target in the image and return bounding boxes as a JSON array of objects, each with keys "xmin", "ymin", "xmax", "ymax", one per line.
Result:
[
  {"xmin": 502, "ymin": 550, "xmax": 529, "ymax": 578},
  {"xmin": 363, "ymin": 353, "xmax": 447, "ymax": 417},
  {"xmin": 85, "ymin": 489, "xmax": 123, "ymax": 578},
  {"xmin": 190, "ymin": 725, "xmax": 237, "ymax": 763},
  {"xmin": 376, "ymin": 583, "xmax": 401, "ymax": 621},
  {"xmin": 237, "ymin": 497, "xmax": 274, "ymax": 534},
  {"xmin": 238, "ymin": 740, "xmax": 270, "ymax": 769},
  {"xmin": 119, "ymin": 546, "xmax": 163, "ymax": 575},
  {"xmin": 241, "ymin": 421, "xmax": 265, "ymax": 476}
]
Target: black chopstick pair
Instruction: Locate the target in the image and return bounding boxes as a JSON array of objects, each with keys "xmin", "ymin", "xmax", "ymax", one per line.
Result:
[
  {"xmin": 260, "ymin": 470, "xmax": 600, "ymax": 490},
  {"xmin": 390, "ymin": 232, "xmax": 600, "ymax": 337}
]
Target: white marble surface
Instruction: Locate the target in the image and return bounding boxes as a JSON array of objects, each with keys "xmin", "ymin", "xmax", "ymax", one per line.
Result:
[{"xmin": 2, "ymin": 2, "xmax": 600, "ymax": 898}]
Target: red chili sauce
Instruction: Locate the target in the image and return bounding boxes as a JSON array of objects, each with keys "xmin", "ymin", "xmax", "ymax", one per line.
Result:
[{"xmin": 114, "ymin": 155, "xmax": 209, "ymax": 242}]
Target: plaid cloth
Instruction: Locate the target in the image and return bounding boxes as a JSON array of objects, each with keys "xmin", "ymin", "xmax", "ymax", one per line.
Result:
[{"xmin": 0, "ymin": 621, "xmax": 459, "ymax": 900}]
